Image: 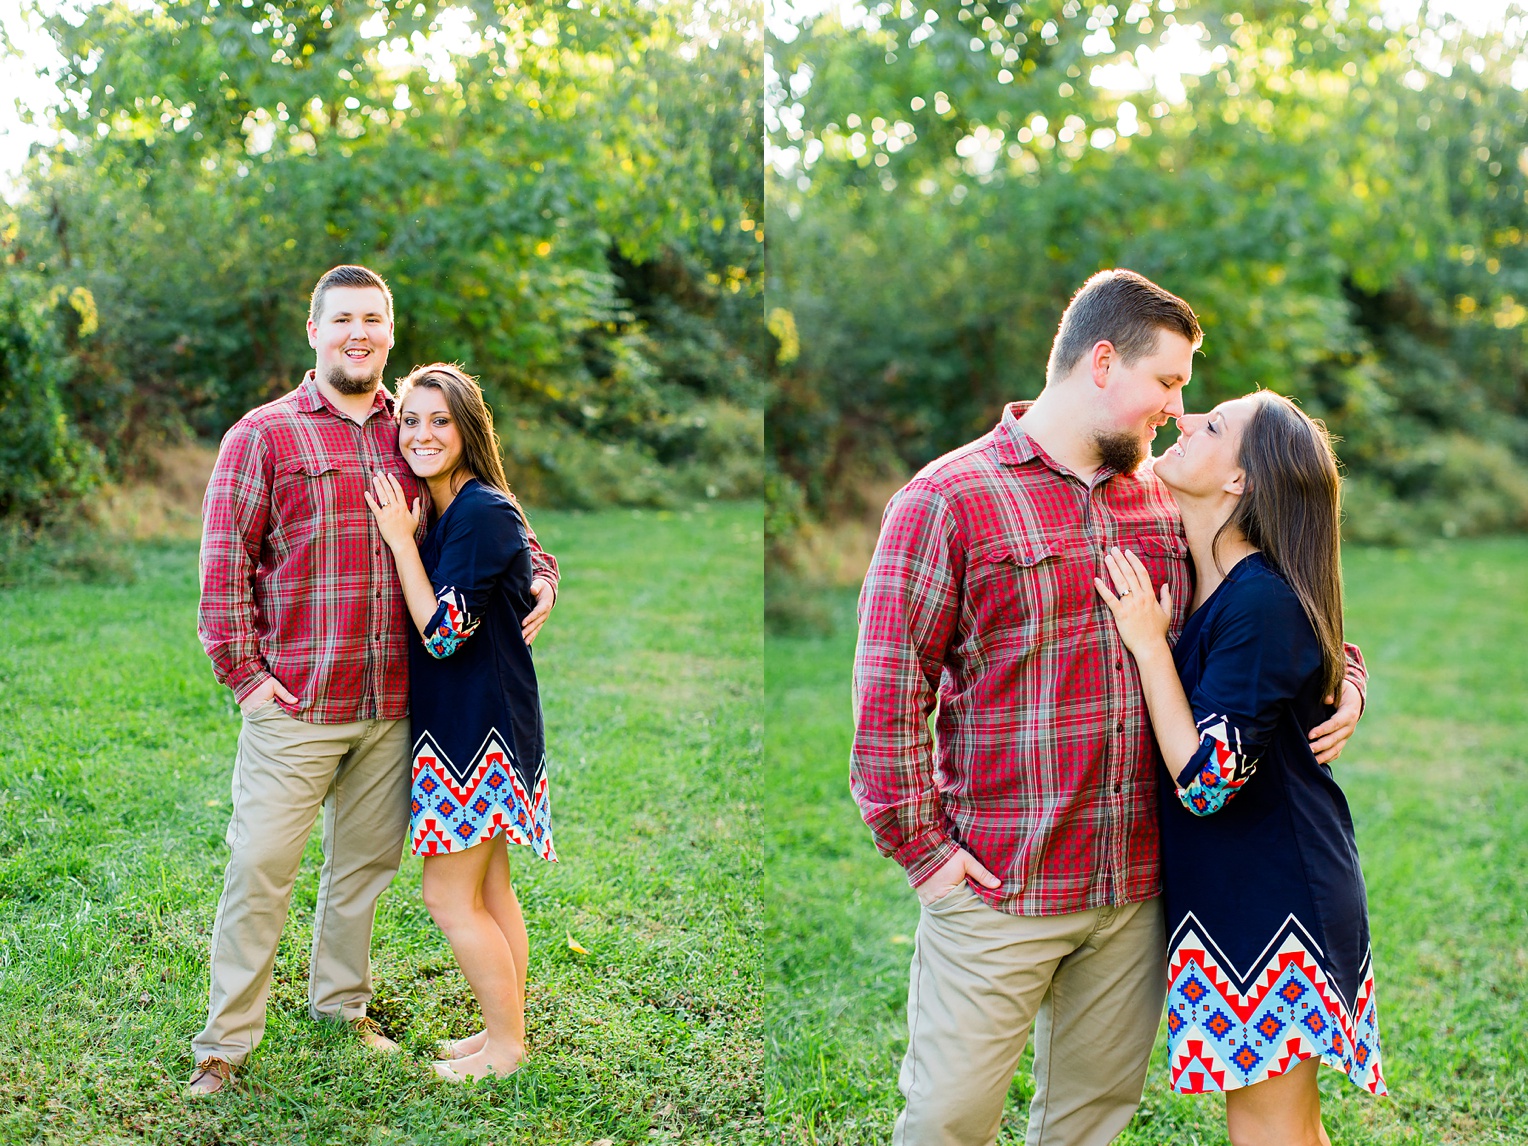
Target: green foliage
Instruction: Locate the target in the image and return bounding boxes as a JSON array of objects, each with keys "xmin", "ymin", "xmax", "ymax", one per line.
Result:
[
  {"xmin": 0, "ymin": 266, "xmax": 103, "ymax": 525},
  {"xmin": 767, "ymin": 0, "xmax": 1528, "ymax": 543},
  {"xmin": 0, "ymin": 505, "xmax": 765, "ymax": 1144},
  {"xmin": 5, "ymin": 0, "xmax": 762, "ymax": 509},
  {"xmin": 765, "ymin": 541, "xmax": 1528, "ymax": 1143}
]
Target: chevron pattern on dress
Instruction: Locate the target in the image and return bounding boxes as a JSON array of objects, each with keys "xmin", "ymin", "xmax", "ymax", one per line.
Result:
[
  {"xmin": 409, "ymin": 729, "xmax": 556, "ymax": 861},
  {"xmin": 1166, "ymin": 914, "xmax": 1385, "ymax": 1096}
]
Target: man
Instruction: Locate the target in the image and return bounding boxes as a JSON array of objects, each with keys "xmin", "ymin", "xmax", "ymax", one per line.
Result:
[
  {"xmin": 190, "ymin": 264, "xmax": 559, "ymax": 1095},
  {"xmin": 850, "ymin": 270, "xmax": 1364, "ymax": 1145}
]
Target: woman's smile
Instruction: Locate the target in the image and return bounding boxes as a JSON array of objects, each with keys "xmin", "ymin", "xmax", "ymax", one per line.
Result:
[{"xmin": 399, "ymin": 388, "xmax": 465, "ymax": 481}]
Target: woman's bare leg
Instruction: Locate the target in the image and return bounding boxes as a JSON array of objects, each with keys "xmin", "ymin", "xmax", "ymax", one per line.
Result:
[
  {"xmin": 441, "ymin": 836, "xmax": 528, "ymax": 1059},
  {"xmin": 1225, "ymin": 1056, "xmax": 1331, "ymax": 1146},
  {"xmin": 421, "ymin": 841, "xmax": 526, "ymax": 1078},
  {"xmin": 483, "ymin": 836, "xmax": 529, "ymax": 1003}
]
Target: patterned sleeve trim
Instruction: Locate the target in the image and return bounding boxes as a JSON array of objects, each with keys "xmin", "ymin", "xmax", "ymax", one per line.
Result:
[
  {"xmin": 1175, "ymin": 714, "xmax": 1258, "ymax": 816},
  {"xmin": 423, "ymin": 586, "xmax": 481, "ymax": 659}
]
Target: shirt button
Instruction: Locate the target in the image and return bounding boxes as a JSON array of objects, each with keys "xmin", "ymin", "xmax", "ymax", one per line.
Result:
[
  {"xmin": 1114, "ymin": 783, "xmax": 1123, "ymax": 794},
  {"xmin": 1116, "ymin": 721, "xmax": 1125, "ymax": 733},
  {"xmin": 1115, "ymin": 660, "xmax": 1123, "ymax": 670}
]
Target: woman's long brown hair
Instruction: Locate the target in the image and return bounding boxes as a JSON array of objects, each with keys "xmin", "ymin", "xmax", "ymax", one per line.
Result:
[
  {"xmin": 395, "ymin": 362, "xmax": 528, "ymax": 524},
  {"xmin": 1215, "ymin": 391, "xmax": 1345, "ymax": 699}
]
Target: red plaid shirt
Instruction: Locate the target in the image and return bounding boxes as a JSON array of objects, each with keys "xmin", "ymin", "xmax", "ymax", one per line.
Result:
[
  {"xmin": 851, "ymin": 402, "xmax": 1365, "ymax": 916},
  {"xmin": 198, "ymin": 373, "xmax": 559, "ymax": 724}
]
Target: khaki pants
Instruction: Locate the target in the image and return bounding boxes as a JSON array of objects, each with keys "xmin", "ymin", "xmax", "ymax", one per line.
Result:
[
  {"xmin": 894, "ymin": 885, "xmax": 1166, "ymax": 1146},
  {"xmin": 191, "ymin": 702, "xmax": 411, "ymax": 1066}
]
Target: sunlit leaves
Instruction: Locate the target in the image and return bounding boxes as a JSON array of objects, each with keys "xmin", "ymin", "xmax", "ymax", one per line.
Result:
[
  {"xmin": 4, "ymin": 0, "xmax": 763, "ymax": 508},
  {"xmin": 767, "ymin": 0, "xmax": 1528, "ymax": 540}
]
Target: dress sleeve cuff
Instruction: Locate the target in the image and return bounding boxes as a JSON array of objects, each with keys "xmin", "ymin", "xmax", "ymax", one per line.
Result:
[
  {"xmin": 1175, "ymin": 714, "xmax": 1258, "ymax": 817},
  {"xmin": 423, "ymin": 586, "xmax": 481, "ymax": 659}
]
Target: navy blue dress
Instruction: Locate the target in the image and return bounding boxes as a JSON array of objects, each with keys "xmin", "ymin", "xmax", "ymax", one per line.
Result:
[
  {"xmin": 1162, "ymin": 554, "xmax": 1382, "ymax": 1096},
  {"xmin": 407, "ymin": 479, "xmax": 554, "ymax": 861}
]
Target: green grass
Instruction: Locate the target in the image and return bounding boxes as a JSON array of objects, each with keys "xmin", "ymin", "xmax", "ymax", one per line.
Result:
[
  {"xmin": 765, "ymin": 538, "xmax": 1528, "ymax": 1145},
  {"xmin": 0, "ymin": 504, "xmax": 764, "ymax": 1145}
]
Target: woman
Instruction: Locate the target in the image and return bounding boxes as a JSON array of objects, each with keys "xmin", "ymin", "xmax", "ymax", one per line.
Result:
[
  {"xmin": 1095, "ymin": 391, "xmax": 1385, "ymax": 1146},
  {"xmin": 366, "ymin": 362, "xmax": 554, "ymax": 1082}
]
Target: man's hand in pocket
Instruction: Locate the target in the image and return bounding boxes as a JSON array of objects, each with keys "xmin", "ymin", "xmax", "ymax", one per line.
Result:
[
  {"xmin": 916, "ymin": 848, "xmax": 1001, "ymax": 906},
  {"xmin": 239, "ymin": 677, "xmax": 299, "ymax": 714}
]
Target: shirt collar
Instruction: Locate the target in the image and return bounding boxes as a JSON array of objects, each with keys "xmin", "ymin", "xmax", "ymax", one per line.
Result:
[
  {"xmin": 298, "ymin": 370, "xmax": 396, "ymax": 418},
  {"xmin": 994, "ymin": 401, "xmax": 1043, "ymax": 467},
  {"xmin": 994, "ymin": 399, "xmax": 1129, "ymax": 486}
]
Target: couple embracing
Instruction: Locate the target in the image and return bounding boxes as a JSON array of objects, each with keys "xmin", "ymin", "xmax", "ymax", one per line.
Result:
[
  {"xmin": 852, "ymin": 270, "xmax": 1388, "ymax": 1146},
  {"xmin": 190, "ymin": 265, "xmax": 553, "ymax": 1093}
]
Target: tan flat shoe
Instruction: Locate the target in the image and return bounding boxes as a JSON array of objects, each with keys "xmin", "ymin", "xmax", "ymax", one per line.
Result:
[
  {"xmin": 186, "ymin": 1057, "xmax": 235, "ymax": 1097},
  {"xmin": 430, "ymin": 1056, "xmax": 525, "ymax": 1083},
  {"xmin": 434, "ymin": 1032, "xmax": 487, "ymax": 1060},
  {"xmin": 349, "ymin": 1016, "xmax": 401, "ymax": 1053}
]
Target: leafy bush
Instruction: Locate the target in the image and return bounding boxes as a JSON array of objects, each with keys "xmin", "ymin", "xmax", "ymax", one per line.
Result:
[
  {"xmin": 0, "ymin": 270, "xmax": 103, "ymax": 527},
  {"xmin": 1343, "ymin": 436, "xmax": 1528, "ymax": 545}
]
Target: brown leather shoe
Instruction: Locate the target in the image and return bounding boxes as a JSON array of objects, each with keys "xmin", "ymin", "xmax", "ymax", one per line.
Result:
[
  {"xmin": 186, "ymin": 1057, "xmax": 235, "ymax": 1097},
  {"xmin": 349, "ymin": 1015, "xmax": 401, "ymax": 1053}
]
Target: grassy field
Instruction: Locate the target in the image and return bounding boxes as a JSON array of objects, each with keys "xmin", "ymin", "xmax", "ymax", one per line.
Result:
[
  {"xmin": 0, "ymin": 504, "xmax": 763, "ymax": 1145},
  {"xmin": 765, "ymin": 539, "xmax": 1528, "ymax": 1145}
]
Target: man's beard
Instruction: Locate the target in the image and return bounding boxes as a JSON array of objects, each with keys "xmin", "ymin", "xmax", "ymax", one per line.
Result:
[
  {"xmin": 1094, "ymin": 427, "xmax": 1148, "ymax": 475},
  {"xmin": 324, "ymin": 359, "xmax": 384, "ymax": 396}
]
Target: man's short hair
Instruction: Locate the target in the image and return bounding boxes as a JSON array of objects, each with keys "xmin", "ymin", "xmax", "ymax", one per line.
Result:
[
  {"xmin": 308, "ymin": 264, "xmax": 393, "ymax": 325},
  {"xmin": 1045, "ymin": 269, "xmax": 1202, "ymax": 383}
]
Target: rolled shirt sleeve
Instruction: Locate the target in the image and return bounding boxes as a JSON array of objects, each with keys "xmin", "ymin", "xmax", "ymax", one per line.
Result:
[
  {"xmin": 1342, "ymin": 641, "xmax": 1367, "ymax": 712},
  {"xmin": 197, "ymin": 421, "xmax": 274, "ymax": 703},
  {"xmin": 524, "ymin": 512, "xmax": 559, "ymax": 600},
  {"xmin": 850, "ymin": 482, "xmax": 965, "ymax": 887}
]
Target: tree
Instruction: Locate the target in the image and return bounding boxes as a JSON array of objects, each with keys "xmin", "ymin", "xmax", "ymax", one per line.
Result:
[
  {"xmin": 766, "ymin": 0, "xmax": 1528, "ymax": 543},
  {"xmin": 3, "ymin": 0, "xmax": 763, "ymax": 509}
]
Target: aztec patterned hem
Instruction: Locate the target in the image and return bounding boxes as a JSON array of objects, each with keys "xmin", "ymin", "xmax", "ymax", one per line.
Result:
[
  {"xmin": 409, "ymin": 729, "xmax": 556, "ymax": 861},
  {"xmin": 1166, "ymin": 915, "xmax": 1385, "ymax": 1097}
]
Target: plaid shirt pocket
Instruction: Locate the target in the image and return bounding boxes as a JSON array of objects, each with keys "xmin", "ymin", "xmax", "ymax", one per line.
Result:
[
  {"xmin": 276, "ymin": 455, "xmax": 374, "ymax": 521},
  {"xmin": 1119, "ymin": 530, "xmax": 1191, "ymax": 639},
  {"xmin": 273, "ymin": 455, "xmax": 335, "ymax": 501},
  {"xmin": 963, "ymin": 537, "xmax": 1060, "ymax": 660}
]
